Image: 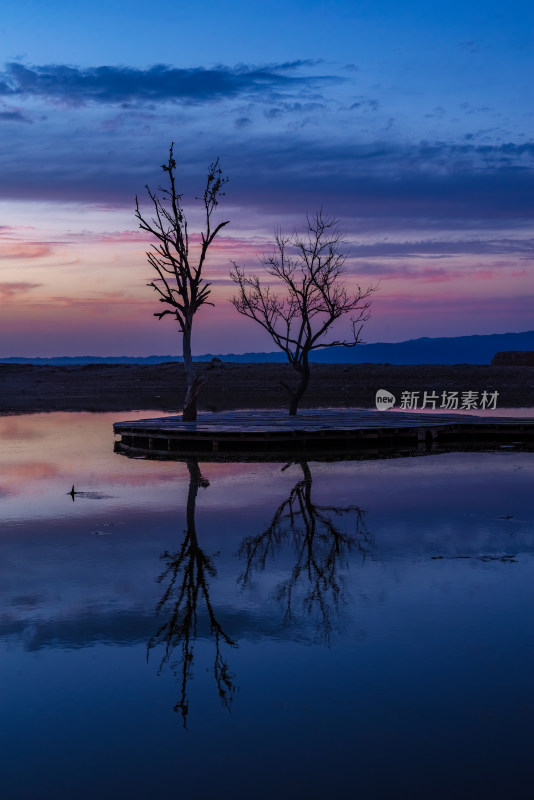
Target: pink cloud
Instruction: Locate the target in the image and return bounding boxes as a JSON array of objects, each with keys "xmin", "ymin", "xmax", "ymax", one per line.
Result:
[
  {"xmin": 0, "ymin": 281, "xmax": 42, "ymax": 298},
  {"xmin": 0, "ymin": 242, "xmax": 53, "ymax": 259},
  {"xmin": 47, "ymin": 291, "xmax": 150, "ymax": 309},
  {"xmin": 79, "ymin": 230, "xmax": 149, "ymax": 243},
  {"xmin": 347, "ymin": 259, "xmax": 531, "ymax": 285}
]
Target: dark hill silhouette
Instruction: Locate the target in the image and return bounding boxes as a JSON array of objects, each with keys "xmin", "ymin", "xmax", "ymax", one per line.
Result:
[{"xmin": 1, "ymin": 330, "xmax": 534, "ymax": 366}]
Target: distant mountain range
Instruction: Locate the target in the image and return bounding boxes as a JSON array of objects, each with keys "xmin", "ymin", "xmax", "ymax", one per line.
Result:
[{"xmin": 1, "ymin": 330, "xmax": 533, "ymax": 366}]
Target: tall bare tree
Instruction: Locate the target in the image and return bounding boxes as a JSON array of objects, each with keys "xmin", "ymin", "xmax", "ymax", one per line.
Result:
[
  {"xmin": 230, "ymin": 211, "xmax": 376, "ymax": 415},
  {"xmin": 136, "ymin": 144, "xmax": 229, "ymax": 421}
]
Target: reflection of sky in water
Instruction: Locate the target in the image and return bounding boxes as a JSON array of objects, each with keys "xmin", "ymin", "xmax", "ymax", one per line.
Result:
[{"xmin": 1, "ymin": 412, "xmax": 533, "ymax": 799}]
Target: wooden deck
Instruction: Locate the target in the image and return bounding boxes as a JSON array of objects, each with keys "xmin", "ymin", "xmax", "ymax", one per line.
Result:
[{"xmin": 113, "ymin": 409, "xmax": 534, "ymax": 458}]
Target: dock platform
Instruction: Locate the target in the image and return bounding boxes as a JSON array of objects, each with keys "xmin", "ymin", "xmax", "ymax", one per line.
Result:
[{"xmin": 113, "ymin": 410, "xmax": 534, "ymax": 458}]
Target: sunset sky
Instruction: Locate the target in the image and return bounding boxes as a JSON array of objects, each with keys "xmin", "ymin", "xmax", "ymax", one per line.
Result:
[{"xmin": 0, "ymin": 0, "xmax": 532, "ymax": 357}]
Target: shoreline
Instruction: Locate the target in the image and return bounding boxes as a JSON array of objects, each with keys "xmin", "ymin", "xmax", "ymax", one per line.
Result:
[{"xmin": 1, "ymin": 362, "xmax": 533, "ymax": 414}]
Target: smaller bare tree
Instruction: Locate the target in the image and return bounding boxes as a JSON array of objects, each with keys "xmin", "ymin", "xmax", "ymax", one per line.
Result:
[
  {"xmin": 230, "ymin": 211, "xmax": 377, "ymax": 415},
  {"xmin": 135, "ymin": 143, "xmax": 229, "ymax": 421}
]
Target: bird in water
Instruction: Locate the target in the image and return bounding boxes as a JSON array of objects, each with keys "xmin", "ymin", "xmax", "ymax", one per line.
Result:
[{"xmin": 68, "ymin": 485, "xmax": 77, "ymax": 500}]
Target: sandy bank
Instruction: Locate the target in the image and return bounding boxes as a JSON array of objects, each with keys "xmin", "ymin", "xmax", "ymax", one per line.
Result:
[{"xmin": 1, "ymin": 362, "xmax": 533, "ymax": 414}]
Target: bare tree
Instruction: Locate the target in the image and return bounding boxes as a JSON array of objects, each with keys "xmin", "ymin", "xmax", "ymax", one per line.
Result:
[
  {"xmin": 135, "ymin": 144, "xmax": 229, "ymax": 421},
  {"xmin": 230, "ymin": 211, "xmax": 376, "ymax": 415}
]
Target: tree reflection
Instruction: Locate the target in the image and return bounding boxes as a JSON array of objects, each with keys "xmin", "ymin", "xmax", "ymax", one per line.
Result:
[
  {"xmin": 147, "ymin": 458, "xmax": 237, "ymax": 727},
  {"xmin": 238, "ymin": 461, "xmax": 371, "ymax": 640},
  {"xmin": 148, "ymin": 457, "xmax": 371, "ymax": 724}
]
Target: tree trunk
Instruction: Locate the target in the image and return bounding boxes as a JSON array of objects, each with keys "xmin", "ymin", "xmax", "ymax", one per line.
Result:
[
  {"xmin": 182, "ymin": 325, "xmax": 203, "ymax": 422},
  {"xmin": 289, "ymin": 359, "xmax": 310, "ymax": 416},
  {"xmin": 183, "ymin": 376, "xmax": 203, "ymax": 422}
]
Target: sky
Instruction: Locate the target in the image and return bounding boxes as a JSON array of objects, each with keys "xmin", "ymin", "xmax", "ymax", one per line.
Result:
[{"xmin": 0, "ymin": 0, "xmax": 532, "ymax": 356}]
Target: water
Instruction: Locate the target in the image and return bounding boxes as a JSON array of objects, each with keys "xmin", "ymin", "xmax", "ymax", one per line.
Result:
[{"xmin": 1, "ymin": 412, "xmax": 533, "ymax": 799}]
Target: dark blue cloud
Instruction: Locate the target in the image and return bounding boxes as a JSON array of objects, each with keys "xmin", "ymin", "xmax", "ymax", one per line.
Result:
[
  {"xmin": 346, "ymin": 238, "xmax": 534, "ymax": 259},
  {"xmin": 264, "ymin": 101, "xmax": 325, "ymax": 119},
  {"xmin": 0, "ymin": 72, "xmax": 531, "ymax": 230},
  {"xmin": 348, "ymin": 99, "xmax": 379, "ymax": 111},
  {"xmin": 0, "ymin": 109, "xmax": 30, "ymax": 122},
  {"xmin": 0, "ymin": 129, "xmax": 532, "ymax": 226},
  {"xmin": 0, "ymin": 61, "xmax": 343, "ymax": 106},
  {"xmin": 220, "ymin": 138, "xmax": 534, "ymax": 221}
]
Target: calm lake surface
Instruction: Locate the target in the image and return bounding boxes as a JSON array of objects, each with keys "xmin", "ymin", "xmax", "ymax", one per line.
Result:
[{"xmin": 1, "ymin": 412, "xmax": 533, "ymax": 799}]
